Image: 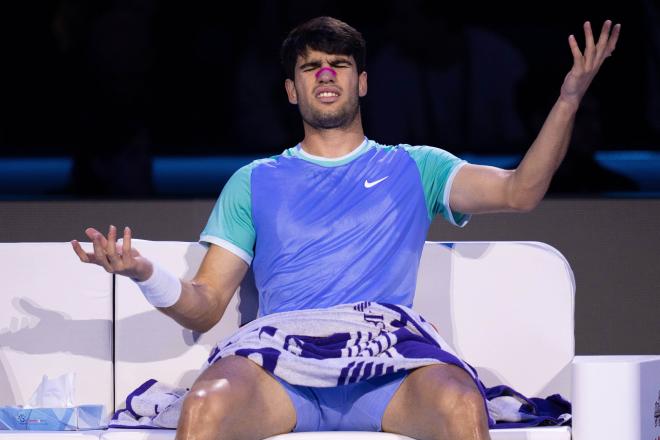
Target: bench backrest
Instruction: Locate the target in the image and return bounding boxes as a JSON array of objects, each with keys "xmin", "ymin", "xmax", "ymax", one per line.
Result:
[{"xmin": 415, "ymin": 242, "xmax": 574, "ymax": 398}]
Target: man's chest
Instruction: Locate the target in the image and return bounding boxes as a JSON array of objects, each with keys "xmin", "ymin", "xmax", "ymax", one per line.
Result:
[{"xmin": 250, "ymin": 150, "xmax": 426, "ymax": 237}]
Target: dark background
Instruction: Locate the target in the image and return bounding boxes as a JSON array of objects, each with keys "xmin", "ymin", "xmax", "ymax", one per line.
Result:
[{"xmin": 1, "ymin": 0, "xmax": 659, "ymax": 197}]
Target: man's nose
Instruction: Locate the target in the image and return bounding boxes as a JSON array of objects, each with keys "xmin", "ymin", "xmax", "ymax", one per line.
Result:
[{"xmin": 315, "ymin": 66, "xmax": 337, "ymax": 82}]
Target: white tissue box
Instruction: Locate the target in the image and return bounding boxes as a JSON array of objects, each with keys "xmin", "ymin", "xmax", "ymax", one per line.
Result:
[{"xmin": 0, "ymin": 405, "xmax": 105, "ymax": 431}]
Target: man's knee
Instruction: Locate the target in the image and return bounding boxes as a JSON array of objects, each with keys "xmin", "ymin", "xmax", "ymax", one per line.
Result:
[
  {"xmin": 182, "ymin": 378, "xmax": 236, "ymax": 421},
  {"xmin": 176, "ymin": 356, "xmax": 296, "ymax": 440},
  {"xmin": 409, "ymin": 365, "xmax": 485, "ymax": 422},
  {"xmin": 181, "ymin": 357, "xmax": 256, "ymax": 420},
  {"xmin": 429, "ymin": 374, "xmax": 485, "ymax": 422},
  {"xmin": 436, "ymin": 377, "xmax": 483, "ymax": 411}
]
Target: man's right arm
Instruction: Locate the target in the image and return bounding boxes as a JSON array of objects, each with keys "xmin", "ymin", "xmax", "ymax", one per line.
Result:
[
  {"xmin": 159, "ymin": 243, "xmax": 248, "ymax": 333},
  {"xmin": 72, "ymin": 225, "xmax": 248, "ymax": 333}
]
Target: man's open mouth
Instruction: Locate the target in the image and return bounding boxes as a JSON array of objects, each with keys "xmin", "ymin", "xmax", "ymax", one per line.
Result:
[{"xmin": 315, "ymin": 87, "xmax": 341, "ymax": 103}]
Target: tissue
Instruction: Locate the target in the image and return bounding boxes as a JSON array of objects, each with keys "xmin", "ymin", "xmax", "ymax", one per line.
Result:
[
  {"xmin": 27, "ymin": 373, "xmax": 75, "ymax": 408},
  {"xmin": 0, "ymin": 373, "xmax": 105, "ymax": 431}
]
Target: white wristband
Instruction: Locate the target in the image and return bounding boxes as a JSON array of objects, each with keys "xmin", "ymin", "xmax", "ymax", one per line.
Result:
[{"xmin": 135, "ymin": 263, "xmax": 182, "ymax": 308}]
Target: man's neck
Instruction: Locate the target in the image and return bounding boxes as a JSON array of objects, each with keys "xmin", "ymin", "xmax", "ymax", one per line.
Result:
[{"xmin": 299, "ymin": 119, "xmax": 366, "ymax": 158}]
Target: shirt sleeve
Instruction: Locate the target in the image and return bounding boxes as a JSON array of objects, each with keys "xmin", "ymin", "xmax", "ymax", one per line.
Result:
[
  {"xmin": 199, "ymin": 164, "xmax": 256, "ymax": 264},
  {"xmin": 403, "ymin": 145, "xmax": 471, "ymax": 227}
]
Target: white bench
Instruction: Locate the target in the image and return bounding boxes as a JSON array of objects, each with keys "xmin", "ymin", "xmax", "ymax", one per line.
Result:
[{"xmin": 1, "ymin": 241, "xmax": 658, "ymax": 440}]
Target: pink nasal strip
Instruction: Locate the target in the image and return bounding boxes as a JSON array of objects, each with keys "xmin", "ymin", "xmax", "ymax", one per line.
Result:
[{"xmin": 315, "ymin": 67, "xmax": 337, "ymax": 78}]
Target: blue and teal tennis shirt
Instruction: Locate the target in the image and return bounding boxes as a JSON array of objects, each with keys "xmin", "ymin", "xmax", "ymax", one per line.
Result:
[{"xmin": 200, "ymin": 138, "xmax": 469, "ymax": 317}]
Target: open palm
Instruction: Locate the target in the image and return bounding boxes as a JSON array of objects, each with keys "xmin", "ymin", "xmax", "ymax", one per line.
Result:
[{"xmin": 561, "ymin": 20, "xmax": 621, "ymax": 105}]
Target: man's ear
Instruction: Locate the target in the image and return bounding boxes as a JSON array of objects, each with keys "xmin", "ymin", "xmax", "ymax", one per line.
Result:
[
  {"xmin": 285, "ymin": 78, "xmax": 298, "ymax": 104},
  {"xmin": 358, "ymin": 71, "xmax": 368, "ymax": 97}
]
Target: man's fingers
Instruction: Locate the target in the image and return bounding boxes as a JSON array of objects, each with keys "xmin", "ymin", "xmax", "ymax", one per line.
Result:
[
  {"xmin": 568, "ymin": 34, "xmax": 583, "ymax": 67},
  {"xmin": 122, "ymin": 227, "xmax": 132, "ymax": 265},
  {"xmin": 85, "ymin": 227, "xmax": 101, "ymax": 241},
  {"xmin": 596, "ymin": 20, "xmax": 612, "ymax": 50},
  {"xmin": 583, "ymin": 21, "xmax": 596, "ymax": 67},
  {"xmin": 86, "ymin": 228, "xmax": 109, "ymax": 253},
  {"xmin": 91, "ymin": 232, "xmax": 113, "ymax": 272},
  {"xmin": 570, "ymin": 20, "xmax": 620, "ymax": 72},
  {"xmin": 106, "ymin": 225, "xmax": 117, "ymax": 255},
  {"xmin": 71, "ymin": 240, "xmax": 93, "ymax": 263},
  {"xmin": 583, "ymin": 22, "xmax": 595, "ymax": 50},
  {"xmin": 106, "ymin": 225, "xmax": 122, "ymax": 267},
  {"xmin": 605, "ymin": 23, "xmax": 621, "ymax": 57},
  {"xmin": 78, "ymin": 225, "xmax": 136, "ymax": 273}
]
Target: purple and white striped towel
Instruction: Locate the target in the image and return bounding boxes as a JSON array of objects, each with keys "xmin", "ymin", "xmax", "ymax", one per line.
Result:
[{"xmin": 207, "ymin": 302, "xmax": 480, "ymax": 388}]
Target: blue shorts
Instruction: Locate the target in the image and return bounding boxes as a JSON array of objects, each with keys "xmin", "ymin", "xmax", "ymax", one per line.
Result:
[{"xmin": 276, "ymin": 371, "xmax": 408, "ymax": 432}]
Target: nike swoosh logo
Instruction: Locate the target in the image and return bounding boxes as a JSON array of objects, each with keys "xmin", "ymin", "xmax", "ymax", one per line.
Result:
[{"xmin": 364, "ymin": 176, "xmax": 389, "ymax": 188}]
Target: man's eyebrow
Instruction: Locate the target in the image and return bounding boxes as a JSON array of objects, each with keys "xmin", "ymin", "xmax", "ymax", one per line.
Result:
[
  {"xmin": 299, "ymin": 61, "xmax": 322, "ymax": 70},
  {"xmin": 329, "ymin": 58, "xmax": 353, "ymax": 66},
  {"xmin": 298, "ymin": 57, "xmax": 354, "ymax": 70}
]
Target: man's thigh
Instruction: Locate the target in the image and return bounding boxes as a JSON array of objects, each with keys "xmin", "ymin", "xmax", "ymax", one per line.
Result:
[
  {"xmin": 381, "ymin": 364, "xmax": 490, "ymax": 440},
  {"xmin": 181, "ymin": 355, "xmax": 296, "ymax": 439}
]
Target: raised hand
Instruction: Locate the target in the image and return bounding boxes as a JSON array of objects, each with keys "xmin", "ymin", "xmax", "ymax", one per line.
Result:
[
  {"xmin": 560, "ymin": 20, "xmax": 621, "ymax": 106},
  {"xmin": 71, "ymin": 225, "xmax": 153, "ymax": 281}
]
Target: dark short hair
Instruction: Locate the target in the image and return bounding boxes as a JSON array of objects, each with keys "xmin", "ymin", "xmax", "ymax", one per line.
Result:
[{"xmin": 280, "ymin": 16, "xmax": 366, "ymax": 80}]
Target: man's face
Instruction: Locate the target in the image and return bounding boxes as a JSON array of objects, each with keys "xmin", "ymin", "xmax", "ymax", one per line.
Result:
[{"xmin": 285, "ymin": 49, "xmax": 367, "ymax": 130}]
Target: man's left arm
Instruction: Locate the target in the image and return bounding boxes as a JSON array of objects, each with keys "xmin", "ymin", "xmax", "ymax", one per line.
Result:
[{"xmin": 450, "ymin": 20, "xmax": 621, "ymax": 214}]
